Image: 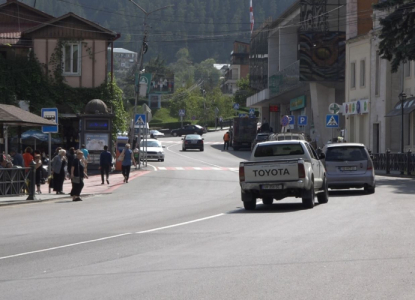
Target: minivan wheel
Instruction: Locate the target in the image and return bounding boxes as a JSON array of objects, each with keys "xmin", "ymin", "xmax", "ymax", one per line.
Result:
[{"xmin": 364, "ymin": 185, "xmax": 375, "ymax": 194}]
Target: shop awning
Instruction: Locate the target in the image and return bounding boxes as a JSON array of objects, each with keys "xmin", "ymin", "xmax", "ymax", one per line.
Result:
[{"xmin": 385, "ymin": 96, "xmax": 415, "ymax": 117}]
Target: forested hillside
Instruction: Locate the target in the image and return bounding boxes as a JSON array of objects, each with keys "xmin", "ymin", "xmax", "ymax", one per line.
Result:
[{"xmin": 7, "ymin": 0, "xmax": 296, "ymax": 63}]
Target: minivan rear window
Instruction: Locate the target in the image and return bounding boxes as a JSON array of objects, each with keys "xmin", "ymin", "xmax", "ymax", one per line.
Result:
[
  {"xmin": 254, "ymin": 144, "xmax": 304, "ymax": 157},
  {"xmin": 325, "ymin": 146, "xmax": 368, "ymax": 162}
]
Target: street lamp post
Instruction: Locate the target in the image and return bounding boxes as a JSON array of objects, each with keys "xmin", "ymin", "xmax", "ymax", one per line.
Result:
[
  {"xmin": 128, "ymin": 0, "xmax": 174, "ymax": 144},
  {"xmin": 399, "ymin": 92, "xmax": 406, "ymax": 153}
]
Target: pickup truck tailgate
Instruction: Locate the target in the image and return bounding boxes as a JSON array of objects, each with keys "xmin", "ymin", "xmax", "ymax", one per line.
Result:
[{"xmin": 243, "ymin": 160, "xmax": 299, "ymax": 183}]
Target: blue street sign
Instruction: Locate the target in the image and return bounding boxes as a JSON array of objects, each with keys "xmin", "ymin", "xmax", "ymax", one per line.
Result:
[
  {"xmin": 249, "ymin": 108, "xmax": 255, "ymax": 115},
  {"xmin": 179, "ymin": 109, "xmax": 185, "ymax": 117},
  {"xmin": 233, "ymin": 103, "xmax": 240, "ymax": 110},
  {"xmin": 288, "ymin": 115, "xmax": 295, "ymax": 125},
  {"xmin": 134, "ymin": 114, "xmax": 146, "ymax": 127},
  {"xmin": 298, "ymin": 115, "xmax": 308, "ymax": 126},
  {"xmin": 326, "ymin": 114, "xmax": 339, "ymax": 128},
  {"xmin": 41, "ymin": 108, "xmax": 58, "ymax": 133},
  {"xmin": 239, "ymin": 114, "xmax": 247, "ymax": 118}
]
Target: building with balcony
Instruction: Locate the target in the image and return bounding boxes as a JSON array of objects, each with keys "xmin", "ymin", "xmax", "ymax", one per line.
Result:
[
  {"xmin": 221, "ymin": 41, "xmax": 250, "ymax": 94},
  {"xmin": 112, "ymin": 48, "xmax": 137, "ymax": 73},
  {"xmin": 247, "ymin": 0, "xmax": 346, "ymax": 147}
]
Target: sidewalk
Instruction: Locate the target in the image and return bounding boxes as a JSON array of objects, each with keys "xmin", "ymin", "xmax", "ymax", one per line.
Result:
[
  {"xmin": 0, "ymin": 168, "xmax": 150, "ymax": 206},
  {"xmin": 375, "ymin": 170, "xmax": 415, "ymax": 178}
]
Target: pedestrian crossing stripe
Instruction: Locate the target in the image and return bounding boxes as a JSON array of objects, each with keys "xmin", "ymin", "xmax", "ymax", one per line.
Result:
[{"xmin": 156, "ymin": 167, "xmax": 238, "ymax": 171}]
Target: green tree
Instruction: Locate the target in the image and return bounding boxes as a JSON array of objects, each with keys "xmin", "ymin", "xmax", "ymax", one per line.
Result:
[
  {"xmin": 233, "ymin": 76, "xmax": 255, "ymax": 106},
  {"xmin": 373, "ymin": 0, "xmax": 415, "ymax": 72}
]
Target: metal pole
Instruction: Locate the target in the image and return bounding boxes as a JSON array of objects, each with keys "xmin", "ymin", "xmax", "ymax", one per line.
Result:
[
  {"xmin": 401, "ymin": 94, "xmax": 405, "ymax": 153},
  {"xmin": 48, "ymin": 133, "xmax": 51, "ymax": 176}
]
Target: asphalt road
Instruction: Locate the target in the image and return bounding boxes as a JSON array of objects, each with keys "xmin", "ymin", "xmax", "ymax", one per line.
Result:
[{"xmin": 1, "ymin": 130, "xmax": 415, "ymax": 299}]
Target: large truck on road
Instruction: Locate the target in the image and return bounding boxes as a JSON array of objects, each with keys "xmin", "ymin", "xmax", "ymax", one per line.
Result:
[{"xmin": 232, "ymin": 117, "xmax": 257, "ymax": 150}]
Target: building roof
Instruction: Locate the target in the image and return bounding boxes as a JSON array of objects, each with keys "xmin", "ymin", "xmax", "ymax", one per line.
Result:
[
  {"xmin": 23, "ymin": 12, "xmax": 118, "ymax": 40},
  {"xmin": 214, "ymin": 64, "xmax": 230, "ymax": 70},
  {"xmin": 0, "ymin": 0, "xmax": 54, "ymax": 20},
  {"xmin": 112, "ymin": 48, "xmax": 137, "ymax": 54},
  {"xmin": 0, "ymin": 104, "xmax": 56, "ymax": 126}
]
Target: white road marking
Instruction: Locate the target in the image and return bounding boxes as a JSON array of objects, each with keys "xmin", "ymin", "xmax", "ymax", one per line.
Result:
[
  {"xmin": 136, "ymin": 214, "xmax": 225, "ymax": 234},
  {"xmin": 158, "ymin": 167, "xmax": 167, "ymax": 170},
  {"xmin": 0, "ymin": 214, "xmax": 226, "ymax": 261},
  {"xmin": 176, "ymin": 167, "xmax": 184, "ymax": 170},
  {"xmin": 194, "ymin": 167, "xmax": 202, "ymax": 170},
  {"xmin": 0, "ymin": 233, "xmax": 132, "ymax": 260},
  {"xmin": 147, "ymin": 163, "xmax": 158, "ymax": 171}
]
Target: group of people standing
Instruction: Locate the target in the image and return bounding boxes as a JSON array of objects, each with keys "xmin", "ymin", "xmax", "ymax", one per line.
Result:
[{"xmin": 51, "ymin": 145, "xmax": 89, "ymax": 201}]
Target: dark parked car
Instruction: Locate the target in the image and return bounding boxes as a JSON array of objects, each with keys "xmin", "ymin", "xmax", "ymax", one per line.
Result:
[
  {"xmin": 182, "ymin": 134, "xmax": 204, "ymax": 151},
  {"xmin": 171, "ymin": 125, "xmax": 205, "ymax": 137},
  {"xmin": 251, "ymin": 132, "xmax": 271, "ymax": 151}
]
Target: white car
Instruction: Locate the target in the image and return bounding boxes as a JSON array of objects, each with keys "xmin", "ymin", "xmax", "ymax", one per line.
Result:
[
  {"xmin": 140, "ymin": 139, "xmax": 165, "ymax": 161},
  {"xmin": 150, "ymin": 130, "xmax": 165, "ymax": 138}
]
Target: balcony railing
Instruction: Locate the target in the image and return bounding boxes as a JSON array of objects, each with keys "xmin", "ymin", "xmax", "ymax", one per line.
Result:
[{"xmin": 268, "ymin": 60, "xmax": 304, "ymax": 98}]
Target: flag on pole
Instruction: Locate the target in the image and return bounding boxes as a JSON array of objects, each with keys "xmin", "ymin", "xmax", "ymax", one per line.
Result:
[{"xmin": 250, "ymin": 0, "xmax": 254, "ymax": 34}]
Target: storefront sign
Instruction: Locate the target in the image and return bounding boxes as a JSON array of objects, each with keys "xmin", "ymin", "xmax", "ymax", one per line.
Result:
[
  {"xmin": 342, "ymin": 99, "xmax": 369, "ymax": 115},
  {"xmin": 290, "ymin": 95, "xmax": 306, "ymax": 111}
]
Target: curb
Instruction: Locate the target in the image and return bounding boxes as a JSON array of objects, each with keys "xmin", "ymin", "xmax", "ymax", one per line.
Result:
[{"xmin": 0, "ymin": 193, "xmax": 94, "ymax": 207}]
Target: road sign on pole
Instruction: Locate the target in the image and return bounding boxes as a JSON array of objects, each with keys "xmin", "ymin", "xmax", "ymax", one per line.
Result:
[
  {"xmin": 179, "ymin": 109, "xmax": 185, "ymax": 117},
  {"xmin": 233, "ymin": 103, "xmax": 240, "ymax": 110},
  {"xmin": 298, "ymin": 116, "xmax": 308, "ymax": 126},
  {"xmin": 41, "ymin": 108, "xmax": 58, "ymax": 133},
  {"xmin": 249, "ymin": 108, "xmax": 255, "ymax": 115},
  {"xmin": 134, "ymin": 114, "xmax": 146, "ymax": 127},
  {"xmin": 326, "ymin": 114, "xmax": 339, "ymax": 128},
  {"xmin": 281, "ymin": 115, "xmax": 289, "ymax": 127}
]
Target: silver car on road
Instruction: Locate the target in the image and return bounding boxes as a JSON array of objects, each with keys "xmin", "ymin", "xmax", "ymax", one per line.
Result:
[{"xmin": 323, "ymin": 143, "xmax": 375, "ymax": 193}]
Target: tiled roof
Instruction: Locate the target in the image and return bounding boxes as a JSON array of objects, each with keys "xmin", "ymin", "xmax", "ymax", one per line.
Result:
[{"xmin": 0, "ymin": 104, "xmax": 56, "ymax": 126}]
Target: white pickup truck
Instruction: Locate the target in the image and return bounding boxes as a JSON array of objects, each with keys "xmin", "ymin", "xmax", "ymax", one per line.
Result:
[{"xmin": 239, "ymin": 140, "xmax": 329, "ymax": 210}]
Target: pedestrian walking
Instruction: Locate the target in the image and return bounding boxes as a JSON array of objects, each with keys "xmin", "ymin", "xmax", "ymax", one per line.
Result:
[
  {"xmin": 99, "ymin": 145, "xmax": 112, "ymax": 185},
  {"xmin": 70, "ymin": 150, "xmax": 88, "ymax": 201},
  {"xmin": 66, "ymin": 147, "xmax": 75, "ymax": 178},
  {"xmin": 9, "ymin": 149, "xmax": 23, "ymax": 167},
  {"xmin": 34, "ymin": 154, "xmax": 43, "ymax": 194},
  {"xmin": 22, "ymin": 147, "xmax": 34, "ymax": 168},
  {"xmin": 223, "ymin": 131, "xmax": 230, "ymax": 150},
  {"xmin": 80, "ymin": 144, "xmax": 89, "ymax": 173},
  {"xmin": 121, "ymin": 143, "xmax": 136, "ymax": 183},
  {"xmin": 51, "ymin": 149, "xmax": 67, "ymax": 194}
]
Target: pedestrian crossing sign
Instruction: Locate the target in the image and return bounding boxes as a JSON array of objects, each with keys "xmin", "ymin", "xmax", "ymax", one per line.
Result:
[
  {"xmin": 134, "ymin": 114, "xmax": 146, "ymax": 126},
  {"xmin": 326, "ymin": 114, "xmax": 339, "ymax": 128}
]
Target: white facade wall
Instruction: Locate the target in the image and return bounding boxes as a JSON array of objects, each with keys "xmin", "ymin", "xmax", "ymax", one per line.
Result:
[{"xmin": 345, "ymin": 36, "xmax": 371, "ymax": 147}]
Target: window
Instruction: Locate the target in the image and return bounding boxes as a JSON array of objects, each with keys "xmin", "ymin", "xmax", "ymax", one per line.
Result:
[
  {"xmin": 375, "ymin": 51, "xmax": 380, "ymax": 95},
  {"xmin": 63, "ymin": 43, "xmax": 81, "ymax": 75},
  {"xmin": 325, "ymin": 146, "xmax": 368, "ymax": 162},
  {"xmin": 360, "ymin": 60, "xmax": 366, "ymax": 87},
  {"xmin": 350, "ymin": 62, "xmax": 356, "ymax": 88},
  {"xmin": 254, "ymin": 143, "xmax": 304, "ymax": 157},
  {"xmin": 404, "ymin": 61, "xmax": 411, "ymax": 78}
]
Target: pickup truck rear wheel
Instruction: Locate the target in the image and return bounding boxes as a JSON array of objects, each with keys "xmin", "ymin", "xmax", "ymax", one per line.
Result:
[
  {"xmin": 317, "ymin": 177, "xmax": 329, "ymax": 204},
  {"xmin": 262, "ymin": 197, "xmax": 273, "ymax": 205},
  {"xmin": 302, "ymin": 183, "xmax": 315, "ymax": 209},
  {"xmin": 242, "ymin": 192, "xmax": 256, "ymax": 210}
]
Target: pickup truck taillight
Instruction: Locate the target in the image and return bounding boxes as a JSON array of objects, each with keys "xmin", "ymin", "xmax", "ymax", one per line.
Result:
[
  {"xmin": 298, "ymin": 164, "xmax": 306, "ymax": 178},
  {"xmin": 239, "ymin": 166, "xmax": 245, "ymax": 182}
]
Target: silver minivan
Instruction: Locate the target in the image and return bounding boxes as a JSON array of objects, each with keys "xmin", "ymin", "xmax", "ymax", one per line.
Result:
[{"xmin": 323, "ymin": 143, "xmax": 375, "ymax": 193}]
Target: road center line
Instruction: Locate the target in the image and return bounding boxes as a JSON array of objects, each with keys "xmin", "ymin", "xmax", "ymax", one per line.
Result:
[
  {"xmin": 0, "ymin": 214, "xmax": 225, "ymax": 261},
  {"xmin": 136, "ymin": 213, "xmax": 225, "ymax": 234}
]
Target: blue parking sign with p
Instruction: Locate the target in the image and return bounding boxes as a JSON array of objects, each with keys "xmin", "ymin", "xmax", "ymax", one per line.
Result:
[
  {"xmin": 298, "ymin": 116, "xmax": 307, "ymax": 126},
  {"xmin": 288, "ymin": 115, "xmax": 295, "ymax": 125}
]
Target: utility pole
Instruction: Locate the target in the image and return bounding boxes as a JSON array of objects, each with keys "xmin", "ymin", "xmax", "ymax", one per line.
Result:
[{"xmin": 128, "ymin": 0, "xmax": 174, "ymax": 145}]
